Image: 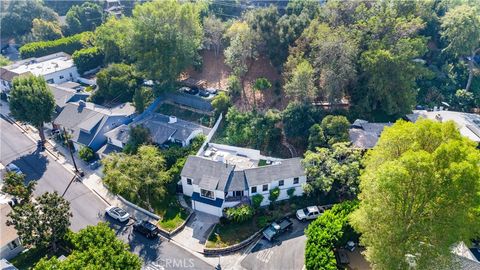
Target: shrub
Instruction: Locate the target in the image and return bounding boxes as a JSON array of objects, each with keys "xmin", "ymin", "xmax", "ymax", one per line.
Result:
[
  {"xmin": 72, "ymin": 47, "xmax": 104, "ymax": 74},
  {"xmin": 256, "ymin": 216, "xmax": 268, "ymax": 228},
  {"xmin": 251, "ymin": 194, "xmax": 264, "ymax": 209},
  {"xmin": 225, "ymin": 204, "xmax": 254, "ymax": 223},
  {"xmin": 268, "ymin": 187, "xmax": 280, "ymax": 203},
  {"xmin": 19, "ymin": 32, "xmax": 92, "ymax": 58},
  {"xmin": 78, "ymin": 146, "xmax": 95, "ymax": 162},
  {"xmin": 287, "ymin": 188, "xmax": 296, "ymax": 199},
  {"xmin": 226, "ymin": 75, "xmax": 241, "ymax": 97}
]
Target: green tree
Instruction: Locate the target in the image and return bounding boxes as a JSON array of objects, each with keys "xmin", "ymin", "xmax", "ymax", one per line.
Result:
[
  {"xmin": 132, "ymin": 87, "xmax": 153, "ymax": 114},
  {"xmin": 31, "ymin": 18, "xmax": 63, "ymax": 41},
  {"xmin": 281, "ymin": 103, "xmax": 319, "ymax": 140},
  {"xmin": 203, "ymin": 14, "xmax": 226, "ymax": 56},
  {"xmin": 130, "ymin": 0, "xmax": 203, "ymax": 88},
  {"xmin": 93, "ymin": 63, "xmax": 140, "ymax": 104},
  {"xmin": 66, "ymin": 2, "xmax": 103, "ymax": 35},
  {"xmin": 268, "ymin": 187, "xmax": 280, "ymax": 204},
  {"xmin": 302, "ymin": 143, "xmax": 361, "ymax": 200},
  {"xmin": 72, "ymin": 47, "xmax": 104, "ymax": 74},
  {"xmin": 252, "ymin": 77, "xmax": 271, "ymax": 109},
  {"xmin": 320, "ymin": 115, "xmax": 350, "ymax": 146},
  {"xmin": 9, "ymin": 75, "xmax": 55, "ymax": 143},
  {"xmin": 1, "ymin": 172, "xmax": 36, "ymax": 204},
  {"xmin": 123, "ymin": 125, "xmax": 152, "ymax": 154},
  {"xmin": 251, "ymin": 193, "xmax": 264, "ymax": 209},
  {"xmin": 307, "ymin": 124, "xmax": 326, "ymax": 150},
  {"xmin": 0, "ymin": 55, "xmax": 11, "ymax": 67},
  {"xmin": 103, "ymin": 145, "xmax": 168, "ymax": 211},
  {"xmin": 441, "ymin": 5, "xmax": 480, "ymax": 92},
  {"xmin": 95, "ymin": 17, "xmax": 134, "ymax": 64},
  {"xmin": 226, "ymin": 75, "xmax": 242, "ymax": 97},
  {"xmin": 211, "ymin": 91, "xmax": 231, "ymax": 117},
  {"xmin": 7, "ymin": 191, "xmax": 71, "ymax": 252},
  {"xmin": 34, "ymin": 222, "xmax": 141, "ymax": 269},
  {"xmin": 284, "ymin": 60, "xmax": 317, "ymax": 103},
  {"xmin": 455, "ymin": 89, "xmax": 476, "ymax": 111},
  {"xmin": 350, "ymin": 119, "xmax": 480, "ymax": 269},
  {"xmin": 78, "ymin": 146, "xmax": 95, "ymax": 162}
]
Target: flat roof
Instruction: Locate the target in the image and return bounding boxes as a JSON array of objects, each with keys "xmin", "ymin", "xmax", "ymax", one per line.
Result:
[
  {"xmin": 0, "ymin": 204, "xmax": 19, "ymax": 247},
  {"xmin": 5, "ymin": 52, "xmax": 75, "ymax": 77}
]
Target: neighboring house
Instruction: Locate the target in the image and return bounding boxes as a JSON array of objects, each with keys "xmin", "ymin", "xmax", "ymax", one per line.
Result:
[
  {"xmin": 180, "ymin": 144, "xmax": 306, "ymax": 217},
  {"xmin": 49, "ymin": 83, "xmax": 90, "ymax": 113},
  {"xmin": 53, "ymin": 101, "xmax": 136, "ymax": 151},
  {"xmin": 406, "ymin": 110, "xmax": 480, "ymax": 144},
  {"xmin": 0, "ymin": 52, "xmax": 79, "ymax": 95},
  {"xmin": 348, "ymin": 119, "xmax": 393, "ymax": 149},
  {"xmin": 104, "ymin": 0, "xmax": 124, "ymax": 18},
  {"xmin": 0, "ymin": 204, "xmax": 24, "ymax": 260}
]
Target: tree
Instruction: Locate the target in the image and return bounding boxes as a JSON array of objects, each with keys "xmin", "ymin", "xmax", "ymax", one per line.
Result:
[
  {"xmin": 455, "ymin": 89, "xmax": 476, "ymax": 111},
  {"xmin": 320, "ymin": 115, "xmax": 350, "ymax": 146},
  {"xmin": 123, "ymin": 125, "xmax": 152, "ymax": 154},
  {"xmin": 281, "ymin": 103, "xmax": 319, "ymax": 140},
  {"xmin": 0, "ymin": 0, "xmax": 57, "ymax": 38},
  {"xmin": 268, "ymin": 187, "xmax": 280, "ymax": 204},
  {"xmin": 307, "ymin": 124, "xmax": 326, "ymax": 150},
  {"xmin": 1, "ymin": 172, "xmax": 36, "ymax": 204},
  {"xmin": 132, "ymin": 87, "xmax": 153, "ymax": 114},
  {"xmin": 78, "ymin": 146, "xmax": 95, "ymax": 162},
  {"xmin": 72, "ymin": 47, "xmax": 104, "ymax": 74},
  {"xmin": 251, "ymin": 194, "xmax": 264, "ymax": 209},
  {"xmin": 302, "ymin": 143, "xmax": 361, "ymax": 200},
  {"xmin": 95, "ymin": 17, "xmax": 134, "ymax": 64},
  {"xmin": 225, "ymin": 205, "xmax": 254, "ymax": 223},
  {"xmin": 93, "ymin": 63, "xmax": 141, "ymax": 104},
  {"xmin": 284, "ymin": 60, "xmax": 317, "ymax": 103},
  {"xmin": 441, "ymin": 5, "xmax": 480, "ymax": 92},
  {"xmin": 350, "ymin": 119, "xmax": 480, "ymax": 269},
  {"xmin": 252, "ymin": 77, "xmax": 271, "ymax": 109},
  {"xmin": 66, "ymin": 2, "xmax": 103, "ymax": 35},
  {"xmin": 203, "ymin": 15, "xmax": 226, "ymax": 56},
  {"xmin": 103, "ymin": 146, "xmax": 169, "ymax": 211},
  {"xmin": 211, "ymin": 91, "xmax": 231, "ymax": 117},
  {"xmin": 130, "ymin": 0, "xmax": 203, "ymax": 88},
  {"xmin": 34, "ymin": 223, "xmax": 141, "ymax": 269},
  {"xmin": 31, "ymin": 18, "xmax": 63, "ymax": 41},
  {"xmin": 226, "ymin": 75, "xmax": 242, "ymax": 97},
  {"xmin": 7, "ymin": 191, "xmax": 71, "ymax": 252},
  {"xmin": 9, "ymin": 75, "xmax": 55, "ymax": 143}
]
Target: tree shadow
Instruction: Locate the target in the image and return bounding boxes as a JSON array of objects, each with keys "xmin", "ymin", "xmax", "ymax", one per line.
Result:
[{"xmin": 9, "ymin": 148, "xmax": 49, "ymax": 185}]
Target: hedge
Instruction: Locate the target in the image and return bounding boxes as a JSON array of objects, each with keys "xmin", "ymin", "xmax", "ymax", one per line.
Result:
[
  {"xmin": 19, "ymin": 32, "xmax": 92, "ymax": 58},
  {"xmin": 73, "ymin": 47, "xmax": 104, "ymax": 74}
]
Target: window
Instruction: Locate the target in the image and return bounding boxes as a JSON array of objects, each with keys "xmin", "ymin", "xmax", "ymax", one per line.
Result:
[
  {"xmin": 46, "ymin": 79, "xmax": 54, "ymax": 84},
  {"xmin": 59, "ymin": 75, "xmax": 64, "ymax": 80},
  {"xmin": 251, "ymin": 186, "xmax": 257, "ymax": 193},
  {"xmin": 293, "ymin": 177, "xmax": 299, "ymax": 184},
  {"xmin": 262, "ymin": 184, "xmax": 268, "ymax": 192},
  {"xmin": 200, "ymin": 189, "xmax": 214, "ymax": 199},
  {"xmin": 8, "ymin": 240, "xmax": 18, "ymax": 250},
  {"xmin": 279, "ymin": 180, "xmax": 284, "ymax": 186},
  {"xmin": 186, "ymin": 178, "xmax": 192, "ymax": 185}
]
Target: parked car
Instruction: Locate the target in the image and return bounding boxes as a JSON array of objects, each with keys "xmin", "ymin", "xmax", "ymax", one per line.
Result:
[
  {"xmin": 345, "ymin": 241, "xmax": 356, "ymax": 252},
  {"xmin": 6, "ymin": 163, "xmax": 22, "ymax": 175},
  {"xmin": 262, "ymin": 217, "xmax": 293, "ymax": 241},
  {"xmin": 205, "ymin": 87, "xmax": 218, "ymax": 95},
  {"xmin": 89, "ymin": 160, "xmax": 101, "ymax": 170},
  {"xmin": 198, "ymin": 88, "xmax": 210, "ymax": 97},
  {"xmin": 105, "ymin": 206, "xmax": 130, "ymax": 222},
  {"xmin": 296, "ymin": 206, "xmax": 324, "ymax": 221},
  {"xmin": 179, "ymin": 86, "xmax": 198, "ymax": 95},
  {"xmin": 133, "ymin": 220, "xmax": 160, "ymax": 239}
]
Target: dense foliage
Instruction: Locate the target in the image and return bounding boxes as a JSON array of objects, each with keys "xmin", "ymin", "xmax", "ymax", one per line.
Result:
[
  {"xmin": 350, "ymin": 119, "xmax": 480, "ymax": 269},
  {"xmin": 78, "ymin": 146, "xmax": 95, "ymax": 162},
  {"xmin": 94, "ymin": 17, "xmax": 134, "ymax": 64},
  {"xmin": 72, "ymin": 47, "xmax": 104, "ymax": 74},
  {"xmin": 225, "ymin": 204, "xmax": 254, "ymax": 223},
  {"xmin": 123, "ymin": 125, "xmax": 152, "ymax": 154},
  {"xmin": 19, "ymin": 32, "xmax": 92, "ymax": 58},
  {"xmin": 31, "ymin": 18, "xmax": 63, "ymax": 41},
  {"xmin": 1, "ymin": 172, "xmax": 36, "ymax": 205},
  {"xmin": 92, "ymin": 63, "xmax": 141, "ymax": 104},
  {"xmin": 65, "ymin": 2, "xmax": 104, "ymax": 35}
]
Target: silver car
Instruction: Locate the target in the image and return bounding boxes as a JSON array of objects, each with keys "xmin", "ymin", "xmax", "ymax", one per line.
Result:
[{"xmin": 105, "ymin": 206, "xmax": 130, "ymax": 222}]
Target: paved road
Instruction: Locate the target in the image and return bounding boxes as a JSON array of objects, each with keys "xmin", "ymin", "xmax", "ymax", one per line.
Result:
[
  {"xmin": 0, "ymin": 118, "xmax": 212, "ymax": 269},
  {"xmin": 241, "ymin": 218, "xmax": 308, "ymax": 270}
]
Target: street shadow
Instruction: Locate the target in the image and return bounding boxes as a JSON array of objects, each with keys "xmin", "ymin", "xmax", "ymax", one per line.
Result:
[
  {"xmin": 250, "ymin": 219, "xmax": 309, "ymax": 254},
  {"xmin": 128, "ymin": 227, "xmax": 162, "ymax": 264},
  {"xmin": 9, "ymin": 148, "xmax": 49, "ymax": 184}
]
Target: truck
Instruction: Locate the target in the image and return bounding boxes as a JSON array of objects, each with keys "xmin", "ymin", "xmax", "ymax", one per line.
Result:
[
  {"xmin": 295, "ymin": 204, "xmax": 334, "ymax": 221},
  {"xmin": 262, "ymin": 217, "xmax": 293, "ymax": 241}
]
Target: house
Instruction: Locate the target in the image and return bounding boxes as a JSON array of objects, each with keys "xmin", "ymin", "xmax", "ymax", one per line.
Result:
[
  {"xmin": 104, "ymin": 112, "xmax": 210, "ymax": 149},
  {"xmin": 406, "ymin": 110, "xmax": 480, "ymax": 144},
  {"xmin": 49, "ymin": 83, "xmax": 90, "ymax": 113},
  {"xmin": 0, "ymin": 204, "xmax": 24, "ymax": 260},
  {"xmin": 104, "ymin": 0, "xmax": 124, "ymax": 18},
  {"xmin": 0, "ymin": 52, "xmax": 79, "ymax": 95},
  {"xmin": 348, "ymin": 119, "xmax": 393, "ymax": 149},
  {"xmin": 180, "ymin": 144, "xmax": 306, "ymax": 217},
  {"xmin": 53, "ymin": 101, "xmax": 136, "ymax": 151}
]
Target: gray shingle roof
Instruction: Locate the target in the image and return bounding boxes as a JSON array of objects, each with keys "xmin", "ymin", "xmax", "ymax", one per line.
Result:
[
  {"xmin": 244, "ymin": 158, "xmax": 305, "ymax": 187},
  {"xmin": 181, "ymin": 156, "xmax": 234, "ymax": 190},
  {"xmin": 226, "ymin": 171, "xmax": 247, "ymax": 192},
  {"xmin": 104, "ymin": 124, "xmax": 130, "ymax": 144},
  {"xmin": 349, "ymin": 120, "xmax": 392, "ymax": 149}
]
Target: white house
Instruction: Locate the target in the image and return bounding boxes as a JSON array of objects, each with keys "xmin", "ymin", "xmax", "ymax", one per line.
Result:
[
  {"xmin": 0, "ymin": 204, "xmax": 24, "ymax": 260},
  {"xmin": 180, "ymin": 144, "xmax": 306, "ymax": 217},
  {"xmin": 0, "ymin": 52, "xmax": 79, "ymax": 95}
]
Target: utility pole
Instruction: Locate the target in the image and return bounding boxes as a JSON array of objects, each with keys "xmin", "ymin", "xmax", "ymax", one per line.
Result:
[{"xmin": 63, "ymin": 127, "xmax": 79, "ymax": 173}]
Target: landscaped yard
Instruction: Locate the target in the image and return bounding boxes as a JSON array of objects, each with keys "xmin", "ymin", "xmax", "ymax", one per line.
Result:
[
  {"xmin": 157, "ymin": 199, "xmax": 190, "ymax": 232},
  {"xmin": 156, "ymin": 102, "xmax": 213, "ymax": 127}
]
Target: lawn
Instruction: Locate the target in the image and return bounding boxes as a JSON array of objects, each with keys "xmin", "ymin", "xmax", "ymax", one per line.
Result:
[
  {"xmin": 10, "ymin": 247, "xmax": 67, "ymax": 270},
  {"xmin": 157, "ymin": 199, "xmax": 190, "ymax": 232},
  {"xmin": 156, "ymin": 103, "xmax": 213, "ymax": 127}
]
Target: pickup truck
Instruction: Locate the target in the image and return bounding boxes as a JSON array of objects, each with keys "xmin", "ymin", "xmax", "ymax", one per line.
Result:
[
  {"xmin": 262, "ymin": 217, "xmax": 293, "ymax": 241},
  {"xmin": 296, "ymin": 206, "xmax": 324, "ymax": 221}
]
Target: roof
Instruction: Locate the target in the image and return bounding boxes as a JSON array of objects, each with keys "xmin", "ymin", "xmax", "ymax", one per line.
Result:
[
  {"xmin": 0, "ymin": 259, "xmax": 18, "ymax": 270},
  {"xmin": 181, "ymin": 156, "xmax": 234, "ymax": 191},
  {"xmin": 1, "ymin": 52, "xmax": 75, "ymax": 79},
  {"xmin": 244, "ymin": 158, "xmax": 305, "ymax": 187},
  {"xmin": 226, "ymin": 171, "xmax": 247, "ymax": 192},
  {"xmin": 406, "ymin": 110, "xmax": 480, "ymax": 142},
  {"xmin": 0, "ymin": 204, "xmax": 19, "ymax": 247},
  {"xmin": 97, "ymin": 141, "xmax": 123, "ymax": 157},
  {"xmin": 0, "ymin": 68, "xmax": 30, "ymax": 82},
  {"xmin": 349, "ymin": 120, "xmax": 393, "ymax": 149},
  {"xmin": 104, "ymin": 124, "xmax": 130, "ymax": 144},
  {"xmin": 192, "ymin": 192, "xmax": 224, "ymax": 207}
]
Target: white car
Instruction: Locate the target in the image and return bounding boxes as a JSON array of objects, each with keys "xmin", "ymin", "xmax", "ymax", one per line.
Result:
[
  {"xmin": 6, "ymin": 163, "xmax": 22, "ymax": 175},
  {"xmin": 296, "ymin": 206, "xmax": 324, "ymax": 221},
  {"xmin": 105, "ymin": 206, "xmax": 130, "ymax": 222}
]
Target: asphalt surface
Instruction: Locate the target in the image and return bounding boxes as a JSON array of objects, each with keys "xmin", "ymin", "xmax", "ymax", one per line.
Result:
[{"xmin": 0, "ymin": 117, "xmax": 212, "ymax": 270}]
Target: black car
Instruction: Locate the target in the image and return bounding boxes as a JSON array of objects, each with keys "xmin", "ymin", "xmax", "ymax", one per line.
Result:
[
  {"xmin": 180, "ymin": 86, "xmax": 199, "ymax": 95},
  {"xmin": 198, "ymin": 88, "xmax": 210, "ymax": 97},
  {"xmin": 133, "ymin": 220, "xmax": 160, "ymax": 239}
]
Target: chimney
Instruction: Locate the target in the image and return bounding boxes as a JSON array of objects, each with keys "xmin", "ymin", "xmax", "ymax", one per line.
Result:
[
  {"xmin": 78, "ymin": 100, "xmax": 86, "ymax": 107},
  {"xmin": 168, "ymin": 116, "xmax": 177, "ymax": 124}
]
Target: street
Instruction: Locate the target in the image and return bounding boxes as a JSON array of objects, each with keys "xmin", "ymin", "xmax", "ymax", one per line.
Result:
[{"xmin": 0, "ymin": 117, "xmax": 212, "ymax": 269}]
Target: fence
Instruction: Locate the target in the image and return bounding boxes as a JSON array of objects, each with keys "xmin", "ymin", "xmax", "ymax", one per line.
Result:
[
  {"xmin": 203, "ymin": 228, "xmax": 263, "ymax": 256},
  {"xmin": 197, "ymin": 113, "xmax": 223, "ymax": 156}
]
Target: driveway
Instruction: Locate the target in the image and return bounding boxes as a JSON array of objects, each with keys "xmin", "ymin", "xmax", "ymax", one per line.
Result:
[
  {"xmin": 241, "ymin": 218, "xmax": 309, "ymax": 270},
  {"xmin": 171, "ymin": 211, "xmax": 218, "ymax": 252}
]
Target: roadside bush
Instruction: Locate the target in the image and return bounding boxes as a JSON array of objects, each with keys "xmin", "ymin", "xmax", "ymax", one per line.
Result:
[
  {"xmin": 225, "ymin": 204, "xmax": 254, "ymax": 223},
  {"xmin": 268, "ymin": 187, "xmax": 280, "ymax": 203},
  {"xmin": 78, "ymin": 146, "xmax": 95, "ymax": 162},
  {"xmin": 19, "ymin": 32, "xmax": 92, "ymax": 58},
  {"xmin": 287, "ymin": 188, "xmax": 296, "ymax": 199},
  {"xmin": 72, "ymin": 47, "xmax": 104, "ymax": 74},
  {"xmin": 251, "ymin": 194, "xmax": 264, "ymax": 209}
]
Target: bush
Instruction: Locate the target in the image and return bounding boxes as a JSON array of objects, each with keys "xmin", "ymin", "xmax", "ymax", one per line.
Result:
[
  {"xmin": 72, "ymin": 47, "xmax": 104, "ymax": 74},
  {"xmin": 251, "ymin": 194, "xmax": 264, "ymax": 209},
  {"xmin": 19, "ymin": 32, "xmax": 92, "ymax": 58},
  {"xmin": 256, "ymin": 216, "xmax": 268, "ymax": 228},
  {"xmin": 225, "ymin": 204, "xmax": 254, "ymax": 223},
  {"xmin": 268, "ymin": 187, "xmax": 280, "ymax": 203},
  {"xmin": 78, "ymin": 146, "xmax": 95, "ymax": 162},
  {"xmin": 287, "ymin": 188, "xmax": 296, "ymax": 199},
  {"xmin": 227, "ymin": 75, "xmax": 241, "ymax": 97}
]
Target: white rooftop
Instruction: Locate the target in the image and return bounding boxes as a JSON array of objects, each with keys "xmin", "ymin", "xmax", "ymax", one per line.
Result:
[{"xmin": 6, "ymin": 52, "xmax": 75, "ymax": 77}]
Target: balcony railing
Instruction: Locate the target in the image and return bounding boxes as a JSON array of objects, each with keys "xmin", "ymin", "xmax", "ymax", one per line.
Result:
[{"xmin": 225, "ymin": 196, "xmax": 250, "ymax": 203}]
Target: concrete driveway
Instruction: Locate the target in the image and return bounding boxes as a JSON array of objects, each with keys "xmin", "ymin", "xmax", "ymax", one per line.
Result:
[
  {"xmin": 171, "ymin": 211, "xmax": 218, "ymax": 252},
  {"xmin": 241, "ymin": 218, "xmax": 309, "ymax": 270}
]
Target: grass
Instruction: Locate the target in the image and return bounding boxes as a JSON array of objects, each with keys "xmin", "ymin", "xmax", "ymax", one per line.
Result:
[
  {"xmin": 157, "ymin": 198, "xmax": 190, "ymax": 232},
  {"xmin": 258, "ymin": 159, "xmax": 267, "ymax": 166},
  {"xmin": 10, "ymin": 247, "xmax": 66, "ymax": 270},
  {"xmin": 156, "ymin": 103, "xmax": 213, "ymax": 127}
]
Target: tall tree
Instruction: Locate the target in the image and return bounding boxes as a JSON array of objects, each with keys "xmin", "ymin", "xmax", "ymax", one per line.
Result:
[
  {"xmin": 130, "ymin": 0, "xmax": 203, "ymax": 89},
  {"xmin": 123, "ymin": 125, "xmax": 152, "ymax": 154},
  {"xmin": 93, "ymin": 63, "xmax": 141, "ymax": 104},
  {"xmin": 7, "ymin": 192, "xmax": 72, "ymax": 252},
  {"xmin": 202, "ymin": 15, "xmax": 226, "ymax": 56},
  {"xmin": 9, "ymin": 75, "xmax": 55, "ymax": 143},
  {"xmin": 350, "ymin": 119, "xmax": 480, "ymax": 269},
  {"xmin": 284, "ymin": 60, "xmax": 317, "ymax": 103},
  {"xmin": 1, "ymin": 173, "xmax": 36, "ymax": 205},
  {"xmin": 31, "ymin": 18, "xmax": 63, "ymax": 41},
  {"xmin": 95, "ymin": 17, "xmax": 134, "ymax": 64},
  {"xmin": 441, "ymin": 4, "xmax": 480, "ymax": 92},
  {"xmin": 66, "ymin": 2, "xmax": 104, "ymax": 35},
  {"xmin": 320, "ymin": 115, "xmax": 350, "ymax": 146}
]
